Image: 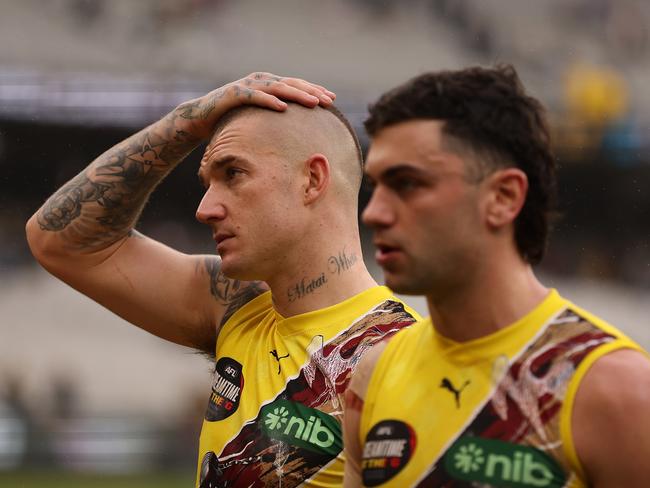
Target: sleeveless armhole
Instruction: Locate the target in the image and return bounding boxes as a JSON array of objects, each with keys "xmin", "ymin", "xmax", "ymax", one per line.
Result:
[
  {"xmin": 352, "ymin": 341, "xmax": 390, "ymax": 448},
  {"xmin": 359, "ymin": 331, "xmax": 406, "ymax": 447},
  {"xmin": 215, "ymin": 291, "xmax": 272, "ymax": 349},
  {"xmin": 559, "ymin": 338, "xmax": 645, "ymax": 483}
]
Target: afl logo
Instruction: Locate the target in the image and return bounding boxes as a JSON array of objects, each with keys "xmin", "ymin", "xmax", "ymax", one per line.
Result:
[
  {"xmin": 204, "ymin": 357, "xmax": 244, "ymax": 421},
  {"xmin": 362, "ymin": 419, "xmax": 416, "ymax": 486}
]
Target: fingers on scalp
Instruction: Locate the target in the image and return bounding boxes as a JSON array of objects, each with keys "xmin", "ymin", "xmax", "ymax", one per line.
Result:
[
  {"xmin": 242, "ymin": 73, "xmax": 333, "ymax": 105},
  {"xmin": 226, "ymin": 85, "xmax": 256, "ymax": 104},
  {"xmin": 247, "ymin": 73, "xmax": 334, "ymax": 99},
  {"xmin": 278, "ymin": 83, "xmax": 322, "ymax": 105},
  {"xmin": 248, "ymin": 76, "xmax": 318, "ymax": 104},
  {"xmin": 243, "ymin": 73, "xmax": 285, "ymax": 90},
  {"xmin": 284, "ymin": 78, "xmax": 334, "ymax": 103},
  {"xmin": 247, "ymin": 90, "xmax": 286, "ymax": 109},
  {"xmin": 307, "ymin": 81, "xmax": 334, "ymax": 96},
  {"xmin": 227, "ymin": 76, "xmax": 284, "ymax": 109}
]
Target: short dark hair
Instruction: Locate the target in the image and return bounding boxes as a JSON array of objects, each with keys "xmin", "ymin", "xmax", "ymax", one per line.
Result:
[{"xmin": 365, "ymin": 64, "xmax": 557, "ymax": 265}]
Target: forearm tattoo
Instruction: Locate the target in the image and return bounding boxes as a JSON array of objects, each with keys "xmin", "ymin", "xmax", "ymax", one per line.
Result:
[
  {"xmin": 176, "ymin": 98, "xmax": 218, "ymax": 121},
  {"xmin": 36, "ymin": 111, "xmax": 201, "ymax": 250},
  {"xmin": 175, "ymin": 86, "xmax": 227, "ymax": 122}
]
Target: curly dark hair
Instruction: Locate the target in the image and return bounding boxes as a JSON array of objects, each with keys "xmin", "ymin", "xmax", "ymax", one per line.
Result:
[{"xmin": 365, "ymin": 64, "xmax": 557, "ymax": 265}]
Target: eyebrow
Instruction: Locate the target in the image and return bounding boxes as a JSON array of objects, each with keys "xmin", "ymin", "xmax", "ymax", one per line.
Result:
[
  {"xmin": 372, "ymin": 164, "xmax": 432, "ymax": 182},
  {"xmin": 197, "ymin": 155, "xmax": 239, "ymax": 187}
]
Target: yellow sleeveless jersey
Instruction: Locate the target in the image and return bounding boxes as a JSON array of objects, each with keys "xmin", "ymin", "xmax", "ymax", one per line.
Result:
[
  {"xmin": 197, "ymin": 286, "xmax": 420, "ymax": 487},
  {"xmin": 359, "ymin": 290, "xmax": 645, "ymax": 488}
]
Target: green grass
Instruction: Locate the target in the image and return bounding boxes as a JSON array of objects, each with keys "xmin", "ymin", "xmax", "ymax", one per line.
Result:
[{"xmin": 0, "ymin": 471, "xmax": 194, "ymax": 488}]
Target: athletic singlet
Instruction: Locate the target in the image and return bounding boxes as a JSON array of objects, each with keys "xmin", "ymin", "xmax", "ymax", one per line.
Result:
[
  {"xmin": 359, "ymin": 290, "xmax": 645, "ymax": 487},
  {"xmin": 197, "ymin": 286, "xmax": 420, "ymax": 487}
]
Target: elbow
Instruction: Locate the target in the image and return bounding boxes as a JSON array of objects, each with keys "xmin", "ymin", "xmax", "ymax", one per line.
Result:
[
  {"xmin": 25, "ymin": 213, "xmax": 64, "ymax": 266},
  {"xmin": 26, "ymin": 213, "xmax": 47, "ymax": 262},
  {"xmin": 26, "ymin": 212, "xmax": 125, "ymax": 272}
]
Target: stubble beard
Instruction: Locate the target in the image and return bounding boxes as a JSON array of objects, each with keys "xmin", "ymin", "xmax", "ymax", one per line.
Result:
[
  {"xmin": 382, "ymin": 262, "xmax": 435, "ymax": 296},
  {"xmin": 219, "ymin": 251, "xmax": 258, "ymax": 282}
]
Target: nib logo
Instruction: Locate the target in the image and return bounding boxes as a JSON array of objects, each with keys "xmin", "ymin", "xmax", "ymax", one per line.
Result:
[
  {"xmin": 264, "ymin": 406, "xmax": 289, "ymax": 430},
  {"xmin": 453, "ymin": 443, "xmax": 485, "ymax": 474},
  {"xmin": 260, "ymin": 399, "xmax": 342, "ymax": 456},
  {"xmin": 445, "ymin": 437, "xmax": 566, "ymax": 488}
]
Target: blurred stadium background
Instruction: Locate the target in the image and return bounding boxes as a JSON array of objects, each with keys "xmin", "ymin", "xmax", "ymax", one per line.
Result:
[{"xmin": 0, "ymin": 0, "xmax": 649, "ymax": 485}]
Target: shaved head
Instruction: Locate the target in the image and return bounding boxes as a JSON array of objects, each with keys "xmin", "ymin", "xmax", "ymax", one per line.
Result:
[{"xmin": 212, "ymin": 104, "xmax": 363, "ymax": 206}]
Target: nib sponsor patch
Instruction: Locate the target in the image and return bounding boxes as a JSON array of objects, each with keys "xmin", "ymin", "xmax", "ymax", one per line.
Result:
[
  {"xmin": 444, "ymin": 436, "xmax": 566, "ymax": 487},
  {"xmin": 362, "ymin": 420, "xmax": 416, "ymax": 486},
  {"xmin": 205, "ymin": 357, "xmax": 244, "ymax": 421},
  {"xmin": 260, "ymin": 399, "xmax": 342, "ymax": 456}
]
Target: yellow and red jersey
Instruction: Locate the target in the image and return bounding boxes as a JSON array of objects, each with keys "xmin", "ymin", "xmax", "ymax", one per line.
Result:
[
  {"xmin": 197, "ymin": 286, "xmax": 420, "ymax": 487},
  {"xmin": 359, "ymin": 290, "xmax": 645, "ymax": 487}
]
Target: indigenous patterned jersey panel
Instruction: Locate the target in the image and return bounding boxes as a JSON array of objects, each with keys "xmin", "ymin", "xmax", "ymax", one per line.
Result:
[
  {"xmin": 197, "ymin": 286, "xmax": 420, "ymax": 487},
  {"xmin": 360, "ymin": 290, "xmax": 644, "ymax": 488}
]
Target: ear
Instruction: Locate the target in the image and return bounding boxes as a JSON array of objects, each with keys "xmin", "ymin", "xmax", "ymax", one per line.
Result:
[
  {"xmin": 484, "ymin": 168, "xmax": 528, "ymax": 229},
  {"xmin": 303, "ymin": 153, "xmax": 331, "ymax": 205}
]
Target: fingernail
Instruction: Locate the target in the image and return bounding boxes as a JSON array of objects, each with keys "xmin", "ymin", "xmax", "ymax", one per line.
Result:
[
  {"xmin": 325, "ymin": 90, "xmax": 336, "ymax": 98},
  {"xmin": 320, "ymin": 94, "xmax": 333, "ymax": 104}
]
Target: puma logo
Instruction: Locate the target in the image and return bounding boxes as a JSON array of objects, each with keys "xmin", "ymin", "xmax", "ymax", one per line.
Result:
[
  {"xmin": 269, "ymin": 350, "xmax": 290, "ymax": 375},
  {"xmin": 440, "ymin": 377, "xmax": 470, "ymax": 408}
]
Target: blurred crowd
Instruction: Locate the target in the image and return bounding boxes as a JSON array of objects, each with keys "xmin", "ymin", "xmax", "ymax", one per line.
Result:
[
  {"xmin": 0, "ymin": 371, "xmax": 204, "ymax": 473},
  {"xmin": 1, "ymin": 0, "xmax": 648, "ymax": 287},
  {"xmin": 0, "ymin": 0, "xmax": 649, "ymax": 474}
]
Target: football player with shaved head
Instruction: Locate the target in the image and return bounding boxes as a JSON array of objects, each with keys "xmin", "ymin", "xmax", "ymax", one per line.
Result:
[
  {"xmin": 26, "ymin": 73, "xmax": 419, "ymax": 487},
  {"xmin": 343, "ymin": 65, "xmax": 650, "ymax": 487}
]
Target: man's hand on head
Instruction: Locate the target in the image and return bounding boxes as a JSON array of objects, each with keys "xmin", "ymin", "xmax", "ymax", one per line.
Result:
[{"xmin": 175, "ymin": 72, "xmax": 336, "ymax": 140}]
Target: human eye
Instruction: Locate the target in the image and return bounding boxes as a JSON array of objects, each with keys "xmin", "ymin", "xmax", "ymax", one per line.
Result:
[
  {"xmin": 388, "ymin": 175, "xmax": 421, "ymax": 195},
  {"xmin": 225, "ymin": 166, "xmax": 244, "ymax": 181}
]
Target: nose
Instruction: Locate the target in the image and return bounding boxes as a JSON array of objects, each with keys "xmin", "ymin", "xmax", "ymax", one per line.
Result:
[
  {"xmin": 362, "ymin": 187, "xmax": 396, "ymax": 229},
  {"xmin": 195, "ymin": 187, "xmax": 227, "ymax": 224}
]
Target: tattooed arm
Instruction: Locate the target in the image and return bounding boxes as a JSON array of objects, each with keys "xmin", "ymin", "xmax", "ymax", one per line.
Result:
[{"xmin": 26, "ymin": 72, "xmax": 335, "ymax": 354}]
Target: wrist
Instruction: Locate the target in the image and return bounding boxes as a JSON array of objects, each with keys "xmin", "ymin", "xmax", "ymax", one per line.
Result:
[{"xmin": 171, "ymin": 97, "xmax": 216, "ymax": 141}]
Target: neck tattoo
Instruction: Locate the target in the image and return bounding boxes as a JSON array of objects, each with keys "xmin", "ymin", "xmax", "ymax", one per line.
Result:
[
  {"xmin": 327, "ymin": 247, "xmax": 358, "ymax": 275},
  {"xmin": 287, "ymin": 273, "xmax": 328, "ymax": 302}
]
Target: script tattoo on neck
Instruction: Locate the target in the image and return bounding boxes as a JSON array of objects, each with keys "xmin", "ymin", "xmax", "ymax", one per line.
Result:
[
  {"xmin": 287, "ymin": 273, "xmax": 328, "ymax": 302},
  {"xmin": 285, "ymin": 248, "xmax": 359, "ymax": 303},
  {"xmin": 327, "ymin": 247, "xmax": 358, "ymax": 275},
  {"xmin": 36, "ymin": 109, "xmax": 201, "ymax": 250}
]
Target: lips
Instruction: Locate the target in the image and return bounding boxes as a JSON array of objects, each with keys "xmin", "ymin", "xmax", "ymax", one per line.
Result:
[
  {"xmin": 214, "ymin": 233, "xmax": 234, "ymax": 244},
  {"xmin": 213, "ymin": 232, "xmax": 235, "ymax": 252},
  {"xmin": 374, "ymin": 241, "xmax": 403, "ymax": 267}
]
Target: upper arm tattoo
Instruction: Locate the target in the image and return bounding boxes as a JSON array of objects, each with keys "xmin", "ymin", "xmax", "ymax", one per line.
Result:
[
  {"xmin": 204, "ymin": 257, "xmax": 268, "ymax": 327},
  {"xmin": 183, "ymin": 256, "xmax": 267, "ymax": 359}
]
